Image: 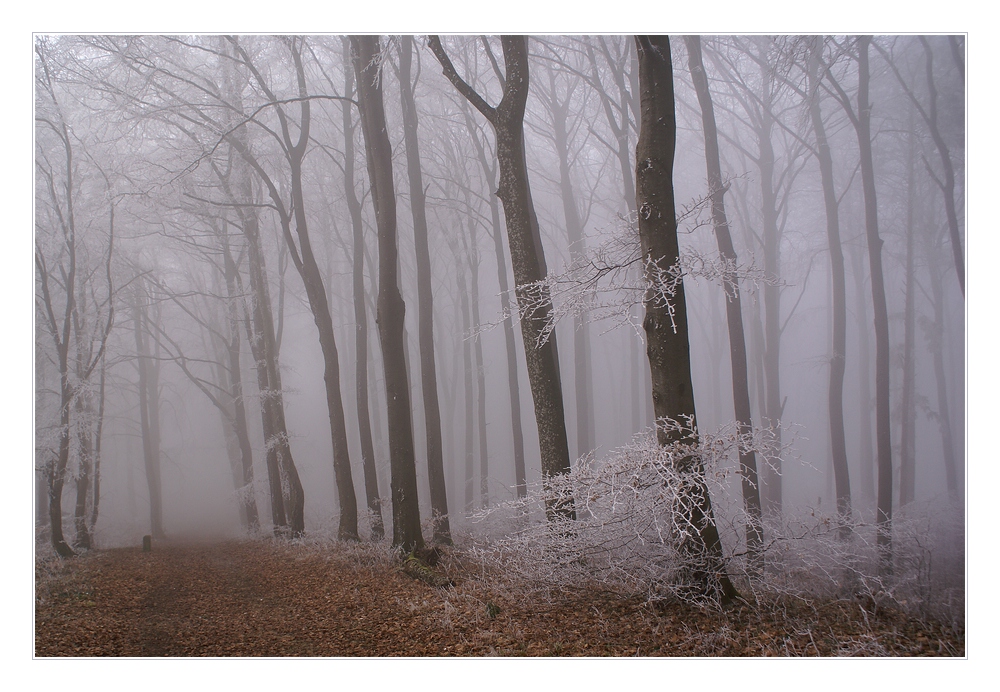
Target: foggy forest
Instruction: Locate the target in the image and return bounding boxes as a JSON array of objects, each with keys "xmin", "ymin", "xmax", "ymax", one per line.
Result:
[{"xmin": 34, "ymin": 34, "xmax": 966, "ymax": 657}]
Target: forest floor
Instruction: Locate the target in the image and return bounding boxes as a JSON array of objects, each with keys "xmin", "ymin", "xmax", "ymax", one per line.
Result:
[{"xmin": 34, "ymin": 537, "xmax": 963, "ymax": 657}]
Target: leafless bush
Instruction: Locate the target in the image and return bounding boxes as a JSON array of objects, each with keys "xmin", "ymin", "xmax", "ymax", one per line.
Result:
[
  {"xmin": 462, "ymin": 423, "xmax": 964, "ymax": 628},
  {"xmin": 463, "ymin": 422, "xmax": 775, "ymax": 606}
]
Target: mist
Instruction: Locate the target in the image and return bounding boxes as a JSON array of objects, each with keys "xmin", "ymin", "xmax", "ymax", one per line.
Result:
[{"xmin": 34, "ymin": 35, "xmax": 965, "ymax": 644}]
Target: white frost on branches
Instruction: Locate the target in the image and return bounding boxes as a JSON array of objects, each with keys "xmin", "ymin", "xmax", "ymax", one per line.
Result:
[{"xmin": 483, "ymin": 201, "xmax": 778, "ymax": 348}]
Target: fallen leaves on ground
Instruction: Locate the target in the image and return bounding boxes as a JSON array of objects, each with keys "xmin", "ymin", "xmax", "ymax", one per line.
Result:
[{"xmin": 34, "ymin": 538, "xmax": 963, "ymax": 657}]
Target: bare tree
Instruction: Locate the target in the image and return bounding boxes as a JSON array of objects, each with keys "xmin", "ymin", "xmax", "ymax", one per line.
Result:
[
  {"xmin": 35, "ymin": 42, "xmax": 115, "ymax": 555},
  {"xmin": 683, "ymin": 35, "xmax": 763, "ymax": 556},
  {"xmin": 396, "ymin": 36, "xmax": 451, "ymax": 542},
  {"xmin": 428, "ymin": 35, "xmax": 574, "ymax": 500},
  {"xmin": 458, "ymin": 100, "xmax": 528, "ymax": 497},
  {"xmin": 339, "ymin": 37, "xmax": 385, "ymax": 540},
  {"xmin": 227, "ymin": 36, "xmax": 357, "ymax": 539},
  {"xmin": 634, "ymin": 35, "xmax": 737, "ymax": 604},
  {"xmin": 823, "ymin": 36, "xmax": 894, "ymax": 571},
  {"xmin": 130, "ymin": 277, "xmax": 165, "ymax": 540},
  {"xmin": 805, "ymin": 36, "xmax": 853, "ymax": 533},
  {"xmin": 876, "ymin": 37, "xmax": 965, "ymax": 296},
  {"xmin": 352, "ymin": 35, "xmax": 424, "ymax": 553}
]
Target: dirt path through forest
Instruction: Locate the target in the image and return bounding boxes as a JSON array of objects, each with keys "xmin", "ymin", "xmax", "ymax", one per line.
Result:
[{"xmin": 34, "ymin": 538, "xmax": 962, "ymax": 657}]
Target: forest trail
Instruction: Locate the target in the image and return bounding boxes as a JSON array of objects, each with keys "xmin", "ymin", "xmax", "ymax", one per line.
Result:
[{"xmin": 35, "ymin": 539, "xmax": 962, "ymax": 657}]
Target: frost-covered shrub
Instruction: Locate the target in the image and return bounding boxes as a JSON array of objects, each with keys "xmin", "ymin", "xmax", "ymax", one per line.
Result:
[
  {"xmin": 464, "ymin": 422, "xmax": 963, "ymax": 622},
  {"xmin": 465, "ymin": 422, "xmax": 760, "ymax": 605}
]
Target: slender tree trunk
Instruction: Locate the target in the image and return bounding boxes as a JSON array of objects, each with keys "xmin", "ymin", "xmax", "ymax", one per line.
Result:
[
  {"xmin": 220, "ymin": 235, "xmax": 260, "ymax": 532},
  {"xmin": 72, "ymin": 380, "xmax": 93, "ymax": 550},
  {"xmin": 634, "ymin": 35, "xmax": 737, "ymax": 604},
  {"xmin": 547, "ymin": 70, "xmax": 595, "ymax": 459},
  {"xmin": 218, "ymin": 50, "xmax": 290, "ymax": 534},
  {"xmin": 918, "ymin": 37, "xmax": 964, "ymax": 296},
  {"xmin": 353, "ymin": 35, "xmax": 424, "ymax": 553},
  {"xmin": 899, "ymin": 114, "xmax": 918, "ymax": 507},
  {"xmin": 759, "ymin": 102, "xmax": 783, "ymax": 521},
  {"xmin": 463, "ymin": 107, "xmax": 527, "ymax": 497},
  {"xmin": 455, "ymin": 243, "xmax": 476, "ymax": 512},
  {"xmin": 584, "ymin": 39, "xmax": 651, "ymax": 432},
  {"xmin": 133, "ymin": 285, "xmax": 164, "ymax": 540},
  {"xmin": 462, "ymin": 223, "xmax": 490, "ymax": 507},
  {"xmin": 855, "ymin": 36, "xmax": 893, "ymax": 572},
  {"xmin": 48, "ymin": 373, "xmax": 75, "ymax": 556},
  {"xmin": 685, "ymin": 35, "xmax": 763, "ymax": 556},
  {"xmin": 807, "ymin": 38, "xmax": 852, "ymax": 533},
  {"xmin": 922, "ymin": 231, "xmax": 959, "ymax": 496},
  {"xmin": 848, "ymin": 243, "xmax": 876, "ymax": 507},
  {"xmin": 239, "ymin": 187, "xmax": 290, "ymax": 534},
  {"xmin": 398, "ymin": 37, "xmax": 451, "ymax": 542},
  {"xmin": 287, "ymin": 144, "xmax": 348, "ymax": 540},
  {"xmin": 341, "ymin": 39, "xmax": 384, "ymax": 540},
  {"xmin": 429, "ymin": 36, "xmax": 574, "ymax": 508},
  {"xmin": 88, "ymin": 352, "xmax": 106, "ymax": 535}
]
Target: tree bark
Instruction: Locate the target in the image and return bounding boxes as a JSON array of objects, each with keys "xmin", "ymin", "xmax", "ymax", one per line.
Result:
[
  {"xmin": 72, "ymin": 373, "xmax": 93, "ymax": 550},
  {"xmin": 634, "ymin": 35, "xmax": 737, "ymax": 604},
  {"xmin": 132, "ymin": 284, "xmax": 165, "ymax": 540},
  {"xmin": 545, "ymin": 68, "xmax": 595, "ymax": 460},
  {"xmin": 848, "ymin": 243, "xmax": 876, "ymax": 506},
  {"xmin": 428, "ymin": 36, "xmax": 573, "ymax": 499},
  {"xmin": 88, "ymin": 352, "xmax": 106, "ymax": 536},
  {"xmin": 352, "ymin": 35, "xmax": 424, "ymax": 553},
  {"xmin": 461, "ymin": 104, "xmax": 527, "ymax": 497},
  {"xmin": 455, "ymin": 243, "xmax": 476, "ymax": 512},
  {"xmin": 806, "ymin": 37, "xmax": 853, "ymax": 533},
  {"xmin": 341, "ymin": 38, "xmax": 384, "ymax": 540},
  {"xmin": 921, "ymin": 227, "xmax": 959, "ymax": 497},
  {"xmin": 220, "ymin": 229, "xmax": 260, "ymax": 532},
  {"xmin": 398, "ymin": 36, "xmax": 451, "ymax": 542},
  {"xmin": 684, "ymin": 35, "xmax": 763, "ymax": 556},
  {"xmin": 462, "ymin": 221, "xmax": 491, "ymax": 507},
  {"xmin": 855, "ymin": 37, "xmax": 893, "ymax": 572},
  {"xmin": 899, "ymin": 111, "xmax": 918, "ymax": 507}
]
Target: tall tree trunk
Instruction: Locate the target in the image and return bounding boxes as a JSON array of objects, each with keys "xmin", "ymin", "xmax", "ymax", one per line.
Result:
[
  {"xmin": 398, "ymin": 37, "xmax": 451, "ymax": 542},
  {"xmin": 133, "ymin": 285, "xmax": 164, "ymax": 540},
  {"xmin": 429, "ymin": 36, "xmax": 574, "ymax": 506},
  {"xmin": 806, "ymin": 38, "xmax": 853, "ymax": 533},
  {"xmin": 684, "ymin": 35, "xmax": 763, "ymax": 557},
  {"xmin": 758, "ymin": 94, "xmax": 783, "ymax": 521},
  {"xmin": 72, "ymin": 377, "xmax": 93, "ymax": 550},
  {"xmin": 341, "ymin": 38, "xmax": 384, "ymax": 540},
  {"xmin": 583, "ymin": 38, "xmax": 652, "ymax": 432},
  {"xmin": 634, "ymin": 35, "xmax": 737, "ymax": 604},
  {"xmin": 220, "ymin": 232, "xmax": 260, "ymax": 532},
  {"xmin": 231, "ymin": 36, "xmax": 358, "ymax": 539},
  {"xmin": 88, "ymin": 352, "xmax": 106, "ymax": 536},
  {"xmin": 353, "ymin": 35, "xmax": 424, "ymax": 553},
  {"xmin": 848, "ymin": 243, "xmax": 876, "ymax": 506},
  {"xmin": 916, "ymin": 37, "xmax": 964, "ymax": 296},
  {"xmin": 462, "ymin": 222, "xmax": 490, "ymax": 507},
  {"xmin": 899, "ymin": 113, "xmax": 918, "ymax": 508},
  {"xmin": 855, "ymin": 36, "xmax": 893, "ymax": 572},
  {"xmin": 462, "ymin": 105, "xmax": 527, "ymax": 497},
  {"xmin": 547, "ymin": 69, "xmax": 595, "ymax": 459},
  {"xmin": 455, "ymin": 242, "xmax": 476, "ymax": 512},
  {"xmin": 221, "ymin": 41, "xmax": 298, "ymax": 535},
  {"xmin": 48, "ymin": 373, "xmax": 75, "ymax": 557},
  {"xmin": 240, "ymin": 237, "xmax": 287, "ymax": 532},
  {"xmin": 922, "ymin": 230, "xmax": 959, "ymax": 497}
]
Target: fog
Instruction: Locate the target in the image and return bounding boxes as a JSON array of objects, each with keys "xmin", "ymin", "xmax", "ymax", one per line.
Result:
[{"xmin": 35, "ymin": 35, "xmax": 964, "ymax": 595}]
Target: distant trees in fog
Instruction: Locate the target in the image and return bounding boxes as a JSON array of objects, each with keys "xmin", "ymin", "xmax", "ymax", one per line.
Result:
[{"xmin": 35, "ymin": 35, "xmax": 964, "ymax": 603}]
